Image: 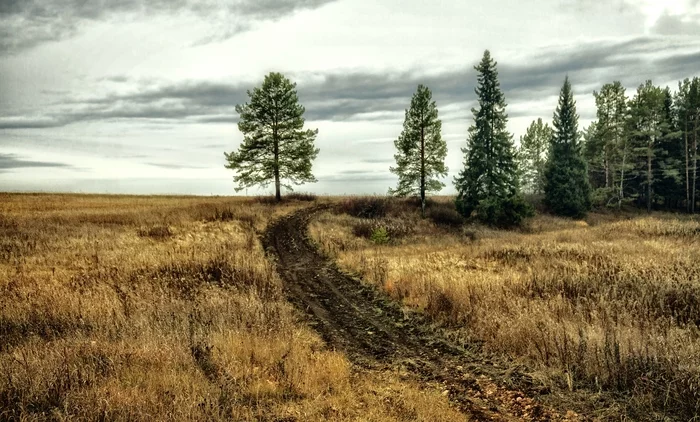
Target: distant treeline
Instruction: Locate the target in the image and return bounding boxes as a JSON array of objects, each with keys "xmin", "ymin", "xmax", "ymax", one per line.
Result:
[{"xmin": 520, "ymin": 78, "xmax": 700, "ymax": 214}]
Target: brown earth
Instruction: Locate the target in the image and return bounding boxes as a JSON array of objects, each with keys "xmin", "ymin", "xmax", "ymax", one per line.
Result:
[{"xmin": 263, "ymin": 206, "xmax": 581, "ymax": 421}]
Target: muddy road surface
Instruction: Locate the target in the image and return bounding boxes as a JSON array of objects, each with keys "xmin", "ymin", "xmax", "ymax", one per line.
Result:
[{"xmin": 263, "ymin": 206, "xmax": 577, "ymax": 421}]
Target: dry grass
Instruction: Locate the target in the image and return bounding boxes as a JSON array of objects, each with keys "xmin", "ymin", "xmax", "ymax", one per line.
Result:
[
  {"xmin": 0, "ymin": 193, "xmax": 465, "ymax": 422},
  {"xmin": 310, "ymin": 199, "xmax": 700, "ymax": 420}
]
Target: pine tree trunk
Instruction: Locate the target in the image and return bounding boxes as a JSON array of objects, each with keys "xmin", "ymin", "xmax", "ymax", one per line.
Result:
[
  {"xmin": 274, "ymin": 135, "xmax": 281, "ymax": 203},
  {"xmin": 618, "ymin": 148, "xmax": 626, "ymax": 209},
  {"xmin": 604, "ymin": 152, "xmax": 610, "ymax": 189},
  {"xmin": 420, "ymin": 123, "xmax": 426, "ymax": 218},
  {"xmin": 685, "ymin": 121, "xmax": 690, "ymax": 212},
  {"xmin": 647, "ymin": 139, "xmax": 652, "ymax": 213},
  {"xmin": 693, "ymin": 122, "xmax": 698, "ymax": 214}
]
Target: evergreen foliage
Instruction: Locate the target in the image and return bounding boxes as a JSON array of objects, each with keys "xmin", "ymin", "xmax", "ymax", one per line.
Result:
[
  {"xmin": 544, "ymin": 77, "xmax": 592, "ymax": 217},
  {"xmin": 225, "ymin": 72, "xmax": 319, "ymax": 202},
  {"xmin": 583, "ymin": 77, "xmax": 698, "ymax": 213},
  {"xmin": 589, "ymin": 82, "xmax": 630, "ymax": 207},
  {"xmin": 454, "ymin": 50, "xmax": 529, "ymax": 226},
  {"xmin": 626, "ymin": 81, "xmax": 670, "ymax": 212},
  {"xmin": 389, "ymin": 84, "xmax": 448, "ymax": 216}
]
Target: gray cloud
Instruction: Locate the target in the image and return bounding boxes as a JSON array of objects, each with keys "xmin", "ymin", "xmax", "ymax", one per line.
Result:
[
  {"xmin": 651, "ymin": 12, "xmax": 700, "ymax": 36},
  {"xmin": 0, "ymin": 117, "xmax": 67, "ymax": 129},
  {"xmin": 201, "ymin": 142, "xmax": 229, "ymax": 149},
  {"xmin": 146, "ymin": 162, "xmax": 207, "ymax": 170},
  {"xmin": 360, "ymin": 158, "xmax": 394, "ymax": 164},
  {"xmin": 0, "ymin": 153, "xmax": 74, "ymax": 171},
  {"xmin": 0, "ymin": 0, "xmax": 338, "ymax": 54},
  {"xmin": 323, "ymin": 170, "xmax": 395, "ymax": 183},
  {"xmin": 2, "ymin": 36, "xmax": 699, "ymax": 130}
]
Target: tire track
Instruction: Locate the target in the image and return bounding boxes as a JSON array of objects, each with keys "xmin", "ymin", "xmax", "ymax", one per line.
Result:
[{"xmin": 263, "ymin": 206, "xmax": 577, "ymax": 421}]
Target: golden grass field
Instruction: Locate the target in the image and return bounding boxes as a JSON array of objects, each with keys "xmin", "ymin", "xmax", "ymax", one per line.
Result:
[
  {"xmin": 0, "ymin": 194, "xmax": 466, "ymax": 421},
  {"xmin": 309, "ymin": 199, "xmax": 700, "ymax": 420}
]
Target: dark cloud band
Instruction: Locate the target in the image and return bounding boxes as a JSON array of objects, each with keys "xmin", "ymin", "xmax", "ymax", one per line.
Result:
[
  {"xmin": 1, "ymin": 36, "xmax": 698, "ymax": 130},
  {"xmin": 0, "ymin": 0, "xmax": 338, "ymax": 54},
  {"xmin": 0, "ymin": 153, "xmax": 74, "ymax": 171}
]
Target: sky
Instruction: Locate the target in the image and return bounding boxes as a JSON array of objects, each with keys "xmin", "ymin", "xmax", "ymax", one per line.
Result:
[{"xmin": 1, "ymin": 0, "xmax": 699, "ymax": 195}]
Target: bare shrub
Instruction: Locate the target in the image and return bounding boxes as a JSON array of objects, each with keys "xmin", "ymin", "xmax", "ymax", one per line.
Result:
[
  {"xmin": 286, "ymin": 192, "xmax": 317, "ymax": 201},
  {"xmin": 427, "ymin": 203, "xmax": 464, "ymax": 227},
  {"xmin": 338, "ymin": 196, "xmax": 388, "ymax": 219}
]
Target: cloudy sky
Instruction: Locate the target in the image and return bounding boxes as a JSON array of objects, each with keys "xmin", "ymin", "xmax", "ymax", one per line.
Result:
[{"xmin": 1, "ymin": 0, "xmax": 699, "ymax": 195}]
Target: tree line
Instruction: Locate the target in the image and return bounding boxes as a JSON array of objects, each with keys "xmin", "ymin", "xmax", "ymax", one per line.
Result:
[{"xmin": 225, "ymin": 52, "xmax": 700, "ymax": 226}]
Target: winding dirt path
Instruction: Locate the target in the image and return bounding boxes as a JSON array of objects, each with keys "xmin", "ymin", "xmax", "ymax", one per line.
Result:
[{"xmin": 263, "ymin": 206, "xmax": 577, "ymax": 421}]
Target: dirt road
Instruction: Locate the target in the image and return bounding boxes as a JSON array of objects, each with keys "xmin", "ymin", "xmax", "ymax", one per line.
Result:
[{"xmin": 263, "ymin": 206, "xmax": 575, "ymax": 421}]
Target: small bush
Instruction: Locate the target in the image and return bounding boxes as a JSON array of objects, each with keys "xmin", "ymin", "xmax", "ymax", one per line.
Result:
[
  {"xmin": 255, "ymin": 196, "xmax": 279, "ymax": 205},
  {"xmin": 370, "ymin": 227, "xmax": 390, "ymax": 244},
  {"xmin": 428, "ymin": 204, "xmax": 464, "ymax": 227},
  {"xmin": 286, "ymin": 192, "xmax": 317, "ymax": 202},
  {"xmin": 254, "ymin": 192, "xmax": 317, "ymax": 203},
  {"xmin": 137, "ymin": 225, "xmax": 172, "ymax": 239},
  {"xmin": 338, "ymin": 197, "xmax": 388, "ymax": 219},
  {"xmin": 475, "ymin": 195, "xmax": 534, "ymax": 228},
  {"xmin": 352, "ymin": 219, "xmax": 414, "ymax": 242},
  {"xmin": 208, "ymin": 207, "xmax": 235, "ymax": 222}
]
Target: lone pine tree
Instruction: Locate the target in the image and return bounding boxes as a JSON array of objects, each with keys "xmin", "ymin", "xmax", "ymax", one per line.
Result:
[
  {"xmin": 454, "ymin": 50, "xmax": 530, "ymax": 227},
  {"xmin": 225, "ymin": 72, "xmax": 319, "ymax": 202},
  {"xmin": 544, "ymin": 76, "xmax": 592, "ymax": 218},
  {"xmin": 389, "ymin": 84, "xmax": 447, "ymax": 217}
]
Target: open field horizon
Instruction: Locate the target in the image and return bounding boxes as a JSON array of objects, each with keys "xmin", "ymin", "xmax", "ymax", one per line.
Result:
[{"xmin": 1, "ymin": 193, "xmax": 699, "ymax": 420}]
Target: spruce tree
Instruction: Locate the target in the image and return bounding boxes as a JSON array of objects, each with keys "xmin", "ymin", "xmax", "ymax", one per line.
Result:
[
  {"xmin": 389, "ymin": 84, "xmax": 448, "ymax": 217},
  {"xmin": 225, "ymin": 72, "xmax": 319, "ymax": 202},
  {"xmin": 518, "ymin": 118, "xmax": 553, "ymax": 195},
  {"xmin": 454, "ymin": 50, "xmax": 529, "ymax": 227},
  {"xmin": 544, "ymin": 76, "xmax": 591, "ymax": 218}
]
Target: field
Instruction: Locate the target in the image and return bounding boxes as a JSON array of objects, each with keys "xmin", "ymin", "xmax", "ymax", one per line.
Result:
[
  {"xmin": 309, "ymin": 198, "xmax": 700, "ymax": 420},
  {"xmin": 0, "ymin": 194, "xmax": 465, "ymax": 421},
  {"xmin": 2, "ymin": 193, "xmax": 699, "ymax": 421}
]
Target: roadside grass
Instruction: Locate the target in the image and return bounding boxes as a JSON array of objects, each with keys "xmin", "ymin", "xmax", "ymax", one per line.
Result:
[
  {"xmin": 310, "ymin": 196, "xmax": 700, "ymax": 420},
  {"xmin": 0, "ymin": 193, "xmax": 465, "ymax": 422}
]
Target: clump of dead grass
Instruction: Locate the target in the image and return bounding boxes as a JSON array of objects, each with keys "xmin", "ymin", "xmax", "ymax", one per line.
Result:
[
  {"xmin": 0, "ymin": 194, "xmax": 467, "ymax": 422},
  {"xmin": 311, "ymin": 208, "xmax": 700, "ymax": 420}
]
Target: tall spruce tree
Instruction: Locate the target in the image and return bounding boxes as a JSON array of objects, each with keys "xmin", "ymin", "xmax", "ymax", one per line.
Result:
[
  {"xmin": 544, "ymin": 76, "xmax": 591, "ymax": 217},
  {"xmin": 454, "ymin": 50, "xmax": 529, "ymax": 227},
  {"xmin": 389, "ymin": 84, "xmax": 447, "ymax": 217},
  {"xmin": 225, "ymin": 72, "xmax": 319, "ymax": 202},
  {"xmin": 518, "ymin": 118, "xmax": 553, "ymax": 195}
]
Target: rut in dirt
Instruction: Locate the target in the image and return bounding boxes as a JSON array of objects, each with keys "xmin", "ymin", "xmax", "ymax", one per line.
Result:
[{"xmin": 262, "ymin": 206, "xmax": 573, "ymax": 421}]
